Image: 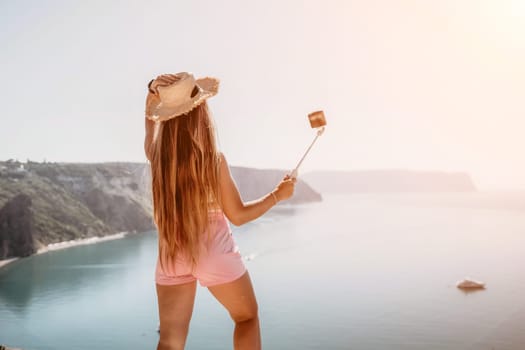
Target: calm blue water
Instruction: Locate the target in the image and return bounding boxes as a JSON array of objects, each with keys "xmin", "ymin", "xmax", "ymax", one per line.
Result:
[{"xmin": 1, "ymin": 193, "xmax": 525, "ymax": 349}]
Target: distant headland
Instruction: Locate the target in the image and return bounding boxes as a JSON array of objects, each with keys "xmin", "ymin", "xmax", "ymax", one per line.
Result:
[{"xmin": 302, "ymin": 169, "xmax": 476, "ymax": 194}]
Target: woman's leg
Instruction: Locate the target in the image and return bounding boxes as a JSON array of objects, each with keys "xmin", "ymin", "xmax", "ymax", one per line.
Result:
[
  {"xmin": 208, "ymin": 271, "xmax": 261, "ymax": 350},
  {"xmin": 156, "ymin": 280, "xmax": 197, "ymax": 350}
]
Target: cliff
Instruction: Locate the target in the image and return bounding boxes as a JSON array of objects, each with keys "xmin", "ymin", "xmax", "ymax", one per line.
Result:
[
  {"xmin": 302, "ymin": 170, "xmax": 477, "ymax": 194},
  {"xmin": 0, "ymin": 164, "xmax": 113, "ymax": 251},
  {"xmin": 0, "ymin": 160, "xmax": 321, "ymax": 259},
  {"xmin": 0, "ymin": 194, "xmax": 36, "ymax": 259}
]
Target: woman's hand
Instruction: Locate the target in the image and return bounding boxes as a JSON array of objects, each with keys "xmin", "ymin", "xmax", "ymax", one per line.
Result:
[
  {"xmin": 146, "ymin": 75, "xmax": 179, "ymax": 113},
  {"xmin": 146, "ymin": 74, "xmax": 182, "ymax": 122},
  {"xmin": 218, "ymin": 154, "xmax": 297, "ymax": 225},
  {"xmin": 273, "ymin": 175, "xmax": 297, "ymax": 202},
  {"xmin": 148, "ymin": 74, "xmax": 180, "ymax": 96}
]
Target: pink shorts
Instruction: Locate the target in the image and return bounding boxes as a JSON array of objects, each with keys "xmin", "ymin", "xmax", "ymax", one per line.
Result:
[{"xmin": 155, "ymin": 211, "xmax": 246, "ymax": 287}]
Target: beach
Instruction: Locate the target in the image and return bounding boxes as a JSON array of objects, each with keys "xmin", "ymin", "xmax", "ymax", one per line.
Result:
[
  {"xmin": 0, "ymin": 232, "xmax": 129, "ymax": 271},
  {"xmin": 0, "ymin": 258, "xmax": 19, "ymax": 269}
]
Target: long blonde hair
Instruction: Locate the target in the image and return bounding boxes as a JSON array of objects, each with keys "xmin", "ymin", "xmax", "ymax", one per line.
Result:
[{"xmin": 149, "ymin": 101, "xmax": 221, "ymax": 272}]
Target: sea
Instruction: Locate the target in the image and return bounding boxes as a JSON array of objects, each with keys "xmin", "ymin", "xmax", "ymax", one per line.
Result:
[{"xmin": 1, "ymin": 192, "xmax": 525, "ymax": 350}]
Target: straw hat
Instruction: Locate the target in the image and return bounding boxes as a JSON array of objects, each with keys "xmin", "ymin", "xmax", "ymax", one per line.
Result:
[{"xmin": 145, "ymin": 72, "xmax": 219, "ymax": 122}]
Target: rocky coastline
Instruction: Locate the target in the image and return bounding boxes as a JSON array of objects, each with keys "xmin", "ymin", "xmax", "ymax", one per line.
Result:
[{"xmin": 0, "ymin": 160, "xmax": 321, "ymax": 266}]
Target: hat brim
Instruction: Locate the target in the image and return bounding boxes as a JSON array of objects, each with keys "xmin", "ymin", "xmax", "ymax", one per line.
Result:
[{"xmin": 145, "ymin": 77, "xmax": 219, "ymax": 122}]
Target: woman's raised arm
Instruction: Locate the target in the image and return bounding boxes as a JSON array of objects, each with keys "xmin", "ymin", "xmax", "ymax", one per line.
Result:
[
  {"xmin": 144, "ymin": 116, "xmax": 155, "ymax": 162},
  {"xmin": 218, "ymin": 153, "xmax": 296, "ymax": 226},
  {"xmin": 144, "ymin": 86, "xmax": 161, "ymax": 162}
]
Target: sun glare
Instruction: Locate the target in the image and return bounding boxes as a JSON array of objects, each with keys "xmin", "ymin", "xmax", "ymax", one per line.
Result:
[{"xmin": 479, "ymin": 0, "xmax": 525, "ymax": 48}]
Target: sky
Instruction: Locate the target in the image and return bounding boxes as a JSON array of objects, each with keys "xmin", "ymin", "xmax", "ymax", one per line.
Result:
[{"xmin": 1, "ymin": 0, "xmax": 524, "ymax": 190}]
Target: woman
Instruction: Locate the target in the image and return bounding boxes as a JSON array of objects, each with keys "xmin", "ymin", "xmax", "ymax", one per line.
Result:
[{"xmin": 144, "ymin": 72, "xmax": 296, "ymax": 350}]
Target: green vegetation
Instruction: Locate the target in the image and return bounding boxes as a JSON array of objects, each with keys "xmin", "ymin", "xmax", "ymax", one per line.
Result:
[{"xmin": 0, "ymin": 174, "xmax": 110, "ymax": 247}]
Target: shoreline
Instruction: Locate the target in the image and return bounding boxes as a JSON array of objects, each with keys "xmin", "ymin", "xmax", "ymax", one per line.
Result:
[
  {"xmin": 0, "ymin": 232, "xmax": 129, "ymax": 271},
  {"xmin": 0, "ymin": 258, "xmax": 19, "ymax": 269}
]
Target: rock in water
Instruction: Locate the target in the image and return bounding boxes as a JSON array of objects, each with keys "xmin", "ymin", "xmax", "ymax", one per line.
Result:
[
  {"xmin": 456, "ymin": 277, "xmax": 486, "ymax": 290},
  {"xmin": 0, "ymin": 193, "xmax": 36, "ymax": 258}
]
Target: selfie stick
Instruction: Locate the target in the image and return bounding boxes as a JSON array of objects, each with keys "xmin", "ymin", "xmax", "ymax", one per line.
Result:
[{"xmin": 289, "ymin": 111, "xmax": 327, "ymax": 179}]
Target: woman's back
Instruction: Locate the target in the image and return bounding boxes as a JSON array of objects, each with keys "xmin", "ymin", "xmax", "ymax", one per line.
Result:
[{"xmin": 145, "ymin": 72, "xmax": 296, "ymax": 350}]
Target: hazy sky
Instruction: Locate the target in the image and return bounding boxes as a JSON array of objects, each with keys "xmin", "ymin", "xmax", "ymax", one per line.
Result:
[{"xmin": 1, "ymin": 0, "xmax": 524, "ymax": 189}]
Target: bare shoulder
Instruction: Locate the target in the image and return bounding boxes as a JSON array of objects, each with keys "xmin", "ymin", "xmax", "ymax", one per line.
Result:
[
  {"xmin": 218, "ymin": 152, "xmax": 229, "ymax": 171},
  {"xmin": 217, "ymin": 152, "xmax": 234, "ymax": 185}
]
